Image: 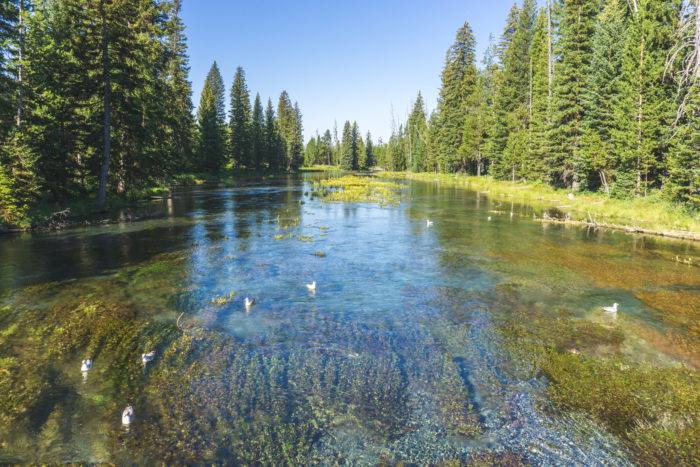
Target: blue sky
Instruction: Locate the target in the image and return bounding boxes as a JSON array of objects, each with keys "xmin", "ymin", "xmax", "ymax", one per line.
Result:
[{"xmin": 182, "ymin": 1, "xmax": 519, "ymax": 142}]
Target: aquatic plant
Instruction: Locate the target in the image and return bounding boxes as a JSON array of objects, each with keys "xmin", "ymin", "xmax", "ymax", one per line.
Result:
[
  {"xmin": 313, "ymin": 175, "xmax": 402, "ymax": 205},
  {"xmin": 540, "ymin": 351, "xmax": 700, "ymax": 465},
  {"xmin": 210, "ymin": 291, "xmax": 236, "ymax": 306}
]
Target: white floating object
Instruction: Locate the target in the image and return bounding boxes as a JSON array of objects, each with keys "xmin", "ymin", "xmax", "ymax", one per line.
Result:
[
  {"xmin": 306, "ymin": 281, "xmax": 317, "ymax": 293},
  {"xmin": 141, "ymin": 351, "xmax": 155, "ymax": 365},
  {"xmin": 602, "ymin": 303, "xmax": 619, "ymax": 314},
  {"xmin": 81, "ymin": 358, "xmax": 92, "ymax": 373},
  {"xmin": 487, "ymin": 216, "xmax": 492, "ymax": 221},
  {"xmin": 244, "ymin": 297, "xmax": 255, "ymax": 311},
  {"xmin": 567, "ymin": 193, "xmax": 575, "ymax": 200},
  {"xmin": 426, "ymin": 219, "xmax": 433, "ymax": 227},
  {"xmin": 122, "ymin": 405, "xmax": 134, "ymax": 425}
]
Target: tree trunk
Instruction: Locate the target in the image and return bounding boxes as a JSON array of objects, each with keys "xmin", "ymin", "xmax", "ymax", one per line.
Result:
[
  {"xmin": 97, "ymin": 0, "xmax": 111, "ymax": 209},
  {"xmin": 15, "ymin": 0, "xmax": 24, "ymax": 127},
  {"xmin": 599, "ymin": 170, "xmax": 610, "ymax": 195},
  {"xmin": 635, "ymin": 37, "xmax": 645, "ymax": 197},
  {"xmin": 547, "ymin": 0, "xmax": 553, "ymax": 99},
  {"xmin": 695, "ymin": 0, "xmax": 700, "ymax": 79}
]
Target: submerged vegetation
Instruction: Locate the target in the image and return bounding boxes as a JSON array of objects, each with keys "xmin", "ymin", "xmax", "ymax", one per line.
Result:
[
  {"xmin": 495, "ymin": 283, "xmax": 700, "ymax": 466},
  {"xmin": 312, "ymin": 175, "xmax": 402, "ymax": 205}
]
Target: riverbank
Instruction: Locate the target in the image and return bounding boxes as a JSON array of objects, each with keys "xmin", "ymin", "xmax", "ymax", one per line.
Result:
[
  {"xmin": 0, "ymin": 170, "xmax": 290, "ymax": 233},
  {"xmin": 378, "ymin": 171, "xmax": 700, "ymax": 242}
]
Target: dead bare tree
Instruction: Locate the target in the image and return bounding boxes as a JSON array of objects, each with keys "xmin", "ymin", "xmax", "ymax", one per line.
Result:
[{"xmin": 666, "ymin": 0, "xmax": 699, "ymax": 123}]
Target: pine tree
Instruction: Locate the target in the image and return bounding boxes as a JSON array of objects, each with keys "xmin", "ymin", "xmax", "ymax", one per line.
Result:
[
  {"xmin": 304, "ymin": 136, "xmax": 318, "ymax": 166},
  {"xmin": 664, "ymin": 0, "xmax": 699, "ymax": 207},
  {"xmin": 162, "ymin": 0, "xmax": 195, "ymax": 172},
  {"xmin": 0, "ymin": 1, "xmax": 19, "ymax": 143},
  {"xmin": 276, "ymin": 91, "xmax": 294, "ymax": 171},
  {"xmin": 460, "ymin": 71, "xmax": 489, "ymax": 176},
  {"xmin": 581, "ymin": 0, "xmax": 625, "ymax": 193},
  {"xmin": 433, "ymin": 22, "xmax": 479, "ymax": 172},
  {"xmin": 479, "ymin": 36, "xmax": 499, "ymax": 175},
  {"xmin": 0, "ymin": 129, "xmax": 39, "ymax": 225},
  {"xmin": 352, "ymin": 122, "xmax": 363, "ymax": 169},
  {"xmin": 364, "ymin": 131, "xmax": 375, "ymax": 169},
  {"xmin": 490, "ymin": 0, "xmax": 537, "ymax": 179},
  {"xmin": 197, "ymin": 61, "xmax": 227, "ymax": 173},
  {"xmin": 525, "ymin": 8, "xmax": 551, "ymax": 182},
  {"xmin": 549, "ymin": 0, "xmax": 597, "ymax": 189},
  {"xmin": 406, "ymin": 92, "xmax": 428, "ymax": 172},
  {"xmin": 289, "ymin": 102, "xmax": 304, "ymax": 171},
  {"xmin": 250, "ymin": 93, "xmax": 264, "ymax": 170},
  {"xmin": 339, "ymin": 121, "xmax": 353, "ymax": 170},
  {"xmin": 229, "ymin": 66, "xmax": 251, "ymax": 168},
  {"xmin": 665, "ymin": 83, "xmax": 699, "ymax": 207},
  {"xmin": 264, "ymin": 98, "xmax": 283, "ymax": 171},
  {"xmin": 613, "ymin": 0, "xmax": 681, "ymax": 197},
  {"xmin": 321, "ymin": 129, "xmax": 333, "ymax": 165}
]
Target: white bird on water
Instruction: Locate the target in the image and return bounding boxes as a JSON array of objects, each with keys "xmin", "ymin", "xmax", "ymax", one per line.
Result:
[
  {"xmin": 122, "ymin": 405, "xmax": 135, "ymax": 425},
  {"xmin": 141, "ymin": 351, "xmax": 155, "ymax": 365},
  {"xmin": 306, "ymin": 281, "xmax": 317, "ymax": 293},
  {"xmin": 244, "ymin": 297, "xmax": 255, "ymax": 311},
  {"xmin": 603, "ymin": 303, "xmax": 619, "ymax": 314},
  {"xmin": 81, "ymin": 358, "xmax": 92, "ymax": 373},
  {"xmin": 426, "ymin": 219, "xmax": 434, "ymax": 227},
  {"xmin": 487, "ymin": 216, "xmax": 492, "ymax": 221}
]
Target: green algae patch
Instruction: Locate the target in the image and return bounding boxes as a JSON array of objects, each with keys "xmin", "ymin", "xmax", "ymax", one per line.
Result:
[
  {"xmin": 540, "ymin": 351, "xmax": 700, "ymax": 466},
  {"xmin": 210, "ymin": 291, "xmax": 236, "ymax": 306},
  {"xmin": 313, "ymin": 175, "xmax": 402, "ymax": 205}
]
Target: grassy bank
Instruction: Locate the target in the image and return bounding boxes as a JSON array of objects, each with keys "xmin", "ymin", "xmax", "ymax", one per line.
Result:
[{"xmin": 379, "ymin": 172, "xmax": 699, "ymax": 241}]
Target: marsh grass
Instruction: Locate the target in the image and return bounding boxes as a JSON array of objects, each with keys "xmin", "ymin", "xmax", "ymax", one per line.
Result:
[
  {"xmin": 313, "ymin": 175, "xmax": 402, "ymax": 205},
  {"xmin": 380, "ymin": 172, "xmax": 699, "ymax": 237}
]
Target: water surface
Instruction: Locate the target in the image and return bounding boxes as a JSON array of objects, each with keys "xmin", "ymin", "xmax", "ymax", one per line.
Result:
[{"xmin": 1, "ymin": 174, "xmax": 698, "ymax": 464}]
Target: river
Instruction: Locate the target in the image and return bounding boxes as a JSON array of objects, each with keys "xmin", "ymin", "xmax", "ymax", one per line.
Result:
[{"xmin": 0, "ymin": 173, "xmax": 698, "ymax": 464}]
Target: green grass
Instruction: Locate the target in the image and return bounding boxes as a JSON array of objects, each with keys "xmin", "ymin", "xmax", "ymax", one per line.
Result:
[
  {"xmin": 379, "ymin": 172, "xmax": 699, "ymax": 238},
  {"xmin": 300, "ymin": 165, "xmax": 343, "ymax": 172},
  {"xmin": 312, "ymin": 175, "xmax": 402, "ymax": 205}
]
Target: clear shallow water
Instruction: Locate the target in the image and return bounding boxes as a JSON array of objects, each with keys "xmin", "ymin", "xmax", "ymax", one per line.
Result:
[{"xmin": 0, "ymin": 174, "xmax": 698, "ymax": 464}]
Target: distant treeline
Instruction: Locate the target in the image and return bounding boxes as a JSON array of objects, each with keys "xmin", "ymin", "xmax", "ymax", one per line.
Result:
[
  {"xmin": 374, "ymin": 0, "xmax": 698, "ymax": 208},
  {"xmin": 304, "ymin": 121, "xmax": 375, "ymax": 171},
  {"xmin": 0, "ymin": 0, "xmax": 304, "ymax": 227}
]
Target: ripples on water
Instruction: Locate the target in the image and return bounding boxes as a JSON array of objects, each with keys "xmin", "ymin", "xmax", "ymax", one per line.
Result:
[{"xmin": 0, "ymin": 174, "xmax": 698, "ymax": 464}]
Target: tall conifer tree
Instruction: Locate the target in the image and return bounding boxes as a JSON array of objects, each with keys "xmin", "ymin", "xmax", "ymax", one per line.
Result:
[
  {"xmin": 549, "ymin": 0, "xmax": 597, "ymax": 189},
  {"xmin": 197, "ymin": 62, "xmax": 226, "ymax": 172},
  {"xmin": 229, "ymin": 66, "xmax": 251, "ymax": 168},
  {"xmin": 433, "ymin": 22, "xmax": 479, "ymax": 172},
  {"xmin": 250, "ymin": 93, "xmax": 264, "ymax": 170}
]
